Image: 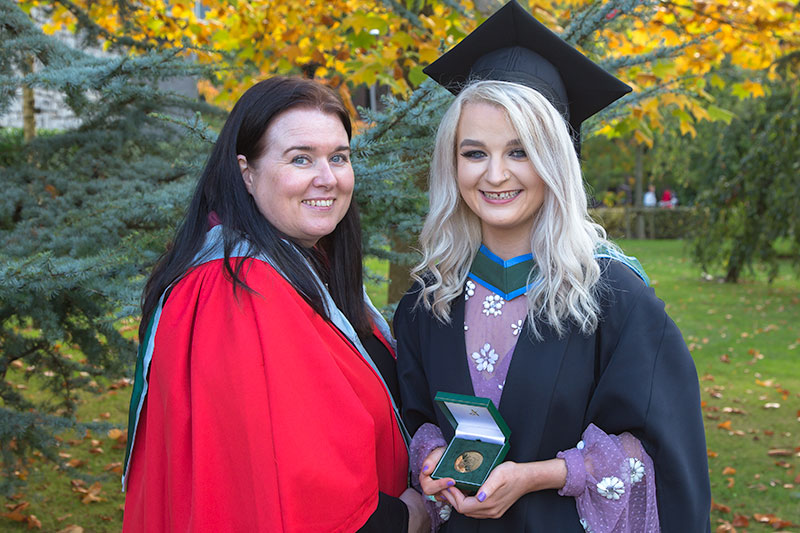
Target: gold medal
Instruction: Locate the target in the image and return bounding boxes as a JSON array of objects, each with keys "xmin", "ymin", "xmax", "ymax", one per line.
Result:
[{"xmin": 453, "ymin": 450, "xmax": 484, "ymax": 473}]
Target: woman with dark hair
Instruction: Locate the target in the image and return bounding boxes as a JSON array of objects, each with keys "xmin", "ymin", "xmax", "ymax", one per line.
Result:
[
  {"xmin": 395, "ymin": 2, "xmax": 710, "ymax": 531},
  {"xmin": 122, "ymin": 77, "xmax": 428, "ymax": 532}
]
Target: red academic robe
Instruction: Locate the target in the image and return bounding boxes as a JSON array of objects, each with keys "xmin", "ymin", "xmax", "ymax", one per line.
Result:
[{"xmin": 123, "ymin": 258, "xmax": 408, "ymax": 532}]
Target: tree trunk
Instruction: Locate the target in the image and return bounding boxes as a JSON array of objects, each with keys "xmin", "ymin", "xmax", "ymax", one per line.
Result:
[
  {"xmin": 23, "ymin": 55, "xmax": 35, "ymax": 142},
  {"xmin": 388, "ymin": 231, "xmax": 414, "ymax": 306},
  {"xmin": 634, "ymin": 143, "xmax": 645, "ymax": 238}
]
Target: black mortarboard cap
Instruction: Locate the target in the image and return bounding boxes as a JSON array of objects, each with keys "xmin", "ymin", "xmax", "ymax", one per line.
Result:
[{"xmin": 424, "ymin": 0, "xmax": 631, "ymax": 151}]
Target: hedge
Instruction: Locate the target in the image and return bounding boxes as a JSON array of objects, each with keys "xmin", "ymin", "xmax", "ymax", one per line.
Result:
[{"xmin": 590, "ymin": 207, "xmax": 695, "ymax": 239}]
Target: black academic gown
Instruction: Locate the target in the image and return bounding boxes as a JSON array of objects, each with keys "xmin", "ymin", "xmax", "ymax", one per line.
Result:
[{"xmin": 395, "ymin": 260, "xmax": 711, "ymax": 532}]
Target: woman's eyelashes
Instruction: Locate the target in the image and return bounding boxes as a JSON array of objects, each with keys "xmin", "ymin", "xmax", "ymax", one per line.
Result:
[
  {"xmin": 290, "ymin": 152, "xmax": 350, "ymax": 166},
  {"xmin": 460, "ymin": 150, "xmax": 487, "ymax": 160},
  {"xmin": 291, "ymin": 154, "xmax": 311, "ymax": 166},
  {"xmin": 459, "ymin": 148, "xmax": 527, "ymax": 160},
  {"xmin": 330, "ymin": 153, "xmax": 350, "ymax": 164}
]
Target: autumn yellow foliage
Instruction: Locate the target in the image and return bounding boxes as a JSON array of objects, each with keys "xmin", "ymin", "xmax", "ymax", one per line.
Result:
[{"xmin": 19, "ymin": 0, "xmax": 800, "ymax": 145}]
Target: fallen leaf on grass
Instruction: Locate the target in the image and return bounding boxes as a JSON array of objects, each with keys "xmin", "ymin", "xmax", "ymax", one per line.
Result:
[
  {"xmin": 717, "ymin": 420, "xmax": 732, "ymax": 430},
  {"xmin": 763, "ymin": 402, "xmax": 780, "ymax": 409},
  {"xmin": 708, "ymin": 449, "xmax": 719, "ymax": 458},
  {"xmin": 26, "ymin": 514, "xmax": 42, "ymax": 528},
  {"xmin": 2, "ymin": 509, "xmax": 27, "ymax": 522},
  {"xmin": 731, "ymin": 514, "xmax": 749, "ymax": 527},
  {"xmin": 767, "ymin": 449, "xmax": 793, "ymax": 456},
  {"xmin": 4, "ymin": 502, "xmax": 30, "ymax": 512},
  {"xmin": 56, "ymin": 513, "xmax": 72, "ymax": 522},
  {"xmin": 775, "ymin": 461, "xmax": 792, "ymax": 468},
  {"xmin": 104, "ymin": 462, "xmax": 123, "ymax": 474},
  {"xmin": 88, "ymin": 447, "xmax": 104, "ymax": 454},
  {"xmin": 726, "ymin": 477, "xmax": 735, "ymax": 488},
  {"xmin": 72, "ymin": 481, "xmax": 105, "ymax": 504},
  {"xmin": 108, "ymin": 378, "xmax": 132, "ymax": 390},
  {"xmin": 57, "ymin": 526, "xmax": 83, "ymax": 533},
  {"xmin": 711, "ymin": 500, "xmax": 731, "ymax": 513},
  {"xmin": 722, "ymin": 407, "xmax": 746, "ymax": 414},
  {"xmin": 722, "ymin": 466, "xmax": 737, "ymax": 475},
  {"xmin": 65, "ymin": 459, "xmax": 86, "ymax": 468},
  {"xmin": 752, "ymin": 513, "xmax": 799, "ymax": 529},
  {"xmin": 715, "ymin": 521, "xmax": 735, "ymax": 533}
]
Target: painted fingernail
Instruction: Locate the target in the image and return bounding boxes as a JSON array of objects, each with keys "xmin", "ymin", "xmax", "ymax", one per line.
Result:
[
  {"xmin": 446, "ymin": 480, "xmax": 455, "ymax": 487},
  {"xmin": 423, "ymin": 465, "xmax": 429, "ymax": 472},
  {"xmin": 477, "ymin": 491, "xmax": 486, "ymax": 502}
]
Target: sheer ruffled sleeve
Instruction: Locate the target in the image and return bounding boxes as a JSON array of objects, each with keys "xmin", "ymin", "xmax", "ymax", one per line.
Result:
[
  {"xmin": 409, "ymin": 423, "xmax": 452, "ymax": 531},
  {"xmin": 557, "ymin": 424, "xmax": 659, "ymax": 533}
]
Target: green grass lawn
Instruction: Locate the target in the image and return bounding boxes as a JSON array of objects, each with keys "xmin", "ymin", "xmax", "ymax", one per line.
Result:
[{"xmin": 3, "ymin": 240, "xmax": 798, "ymax": 531}]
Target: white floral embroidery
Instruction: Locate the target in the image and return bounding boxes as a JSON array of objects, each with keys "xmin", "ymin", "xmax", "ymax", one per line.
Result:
[
  {"xmin": 471, "ymin": 343, "xmax": 499, "ymax": 373},
  {"xmin": 579, "ymin": 518, "xmax": 593, "ymax": 532},
  {"xmin": 596, "ymin": 476, "xmax": 625, "ymax": 500},
  {"xmin": 627, "ymin": 457, "xmax": 645, "ymax": 484},
  {"xmin": 482, "ymin": 294, "xmax": 505, "ymax": 316},
  {"xmin": 465, "ymin": 280, "xmax": 476, "ymax": 300},
  {"xmin": 438, "ymin": 503, "xmax": 452, "ymax": 521},
  {"xmin": 511, "ymin": 319, "xmax": 524, "ymax": 336},
  {"xmin": 576, "ymin": 440, "xmax": 585, "ymax": 450},
  {"xmin": 464, "ymin": 325, "xmax": 469, "ymax": 331}
]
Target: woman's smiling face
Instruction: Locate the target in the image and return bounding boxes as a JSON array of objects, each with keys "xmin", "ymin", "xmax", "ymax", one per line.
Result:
[
  {"xmin": 456, "ymin": 101, "xmax": 545, "ymax": 255},
  {"xmin": 239, "ymin": 107, "xmax": 354, "ymax": 248}
]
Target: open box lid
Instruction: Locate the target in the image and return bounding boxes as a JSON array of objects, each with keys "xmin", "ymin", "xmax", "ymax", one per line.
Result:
[{"xmin": 434, "ymin": 391, "xmax": 511, "ymax": 445}]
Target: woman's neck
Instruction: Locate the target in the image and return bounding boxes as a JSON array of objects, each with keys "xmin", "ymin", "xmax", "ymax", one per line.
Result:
[{"xmin": 481, "ymin": 234, "xmax": 532, "ymax": 261}]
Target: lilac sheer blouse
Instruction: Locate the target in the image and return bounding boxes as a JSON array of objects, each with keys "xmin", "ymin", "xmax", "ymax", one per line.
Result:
[{"xmin": 409, "ymin": 281, "xmax": 660, "ymax": 532}]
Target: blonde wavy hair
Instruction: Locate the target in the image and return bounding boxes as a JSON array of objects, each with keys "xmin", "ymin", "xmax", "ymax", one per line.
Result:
[{"xmin": 411, "ymin": 80, "xmax": 615, "ymax": 339}]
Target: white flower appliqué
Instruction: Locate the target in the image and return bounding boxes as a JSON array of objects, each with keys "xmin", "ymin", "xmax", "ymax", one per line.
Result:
[
  {"xmin": 511, "ymin": 319, "xmax": 524, "ymax": 336},
  {"xmin": 627, "ymin": 457, "xmax": 645, "ymax": 484},
  {"xmin": 482, "ymin": 294, "xmax": 505, "ymax": 317},
  {"xmin": 438, "ymin": 503, "xmax": 452, "ymax": 521},
  {"xmin": 471, "ymin": 343, "xmax": 499, "ymax": 373},
  {"xmin": 596, "ymin": 476, "xmax": 625, "ymax": 500},
  {"xmin": 465, "ymin": 280, "xmax": 476, "ymax": 301},
  {"xmin": 579, "ymin": 518, "xmax": 593, "ymax": 532}
]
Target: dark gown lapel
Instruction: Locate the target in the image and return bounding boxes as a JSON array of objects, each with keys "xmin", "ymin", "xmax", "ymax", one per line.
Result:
[{"xmin": 499, "ymin": 318, "xmax": 571, "ymax": 460}]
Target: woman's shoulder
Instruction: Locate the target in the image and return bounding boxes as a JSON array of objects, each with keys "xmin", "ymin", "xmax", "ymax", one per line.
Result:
[
  {"xmin": 597, "ymin": 257, "xmax": 649, "ymax": 292},
  {"xmin": 595, "ymin": 257, "xmax": 666, "ymax": 326},
  {"xmin": 167, "ymin": 256, "xmax": 292, "ymax": 307}
]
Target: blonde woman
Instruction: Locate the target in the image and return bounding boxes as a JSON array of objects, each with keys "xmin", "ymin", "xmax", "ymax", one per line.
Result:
[{"xmin": 394, "ymin": 2, "xmax": 710, "ymax": 532}]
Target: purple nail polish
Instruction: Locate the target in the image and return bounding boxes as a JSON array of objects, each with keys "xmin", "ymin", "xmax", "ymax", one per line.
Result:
[
  {"xmin": 423, "ymin": 465, "xmax": 429, "ymax": 472},
  {"xmin": 477, "ymin": 491, "xmax": 486, "ymax": 502},
  {"xmin": 446, "ymin": 480, "xmax": 455, "ymax": 487}
]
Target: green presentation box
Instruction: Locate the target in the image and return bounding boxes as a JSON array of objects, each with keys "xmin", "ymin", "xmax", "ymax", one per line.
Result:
[{"xmin": 431, "ymin": 392, "xmax": 511, "ymax": 493}]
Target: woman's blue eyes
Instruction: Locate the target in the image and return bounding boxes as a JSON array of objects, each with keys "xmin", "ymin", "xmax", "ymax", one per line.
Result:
[
  {"xmin": 291, "ymin": 154, "xmax": 349, "ymax": 165},
  {"xmin": 460, "ymin": 149, "xmax": 527, "ymax": 159}
]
